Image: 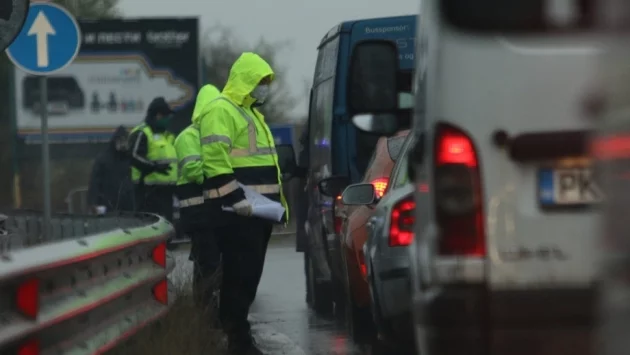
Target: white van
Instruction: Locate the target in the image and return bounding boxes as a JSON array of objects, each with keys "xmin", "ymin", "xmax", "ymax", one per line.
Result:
[{"xmin": 351, "ymin": 1, "xmax": 607, "ymax": 354}]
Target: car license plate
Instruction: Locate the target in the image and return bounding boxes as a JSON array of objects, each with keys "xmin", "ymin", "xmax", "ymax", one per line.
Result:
[{"xmin": 538, "ymin": 167, "xmax": 603, "ymax": 206}]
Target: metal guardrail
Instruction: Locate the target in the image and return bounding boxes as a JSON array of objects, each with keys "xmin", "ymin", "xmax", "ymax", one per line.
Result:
[{"xmin": 0, "ymin": 210, "xmax": 177, "ymax": 354}]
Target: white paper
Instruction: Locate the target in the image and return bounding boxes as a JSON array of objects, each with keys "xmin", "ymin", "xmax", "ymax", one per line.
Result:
[{"xmin": 222, "ymin": 184, "xmax": 286, "ymax": 222}]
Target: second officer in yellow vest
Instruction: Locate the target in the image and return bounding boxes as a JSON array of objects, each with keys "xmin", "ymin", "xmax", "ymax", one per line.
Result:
[
  {"xmin": 174, "ymin": 84, "xmax": 222, "ymax": 317},
  {"xmin": 128, "ymin": 97, "xmax": 178, "ymax": 229},
  {"xmin": 198, "ymin": 52, "xmax": 286, "ymax": 355}
]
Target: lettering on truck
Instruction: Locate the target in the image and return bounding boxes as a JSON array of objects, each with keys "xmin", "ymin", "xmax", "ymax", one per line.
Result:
[{"xmin": 363, "ymin": 25, "xmax": 416, "ymax": 61}]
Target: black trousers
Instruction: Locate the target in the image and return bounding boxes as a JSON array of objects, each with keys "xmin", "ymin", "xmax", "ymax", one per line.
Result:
[
  {"xmin": 213, "ymin": 214, "xmax": 273, "ymax": 339},
  {"xmin": 189, "ymin": 220, "xmax": 221, "ymax": 309},
  {"xmin": 134, "ymin": 184, "xmax": 174, "ymax": 222}
]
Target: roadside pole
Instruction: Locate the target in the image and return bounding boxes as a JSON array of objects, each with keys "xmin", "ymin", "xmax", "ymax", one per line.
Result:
[
  {"xmin": 40, "ymin": 76, "xmax": 51, "ymax": 236},
  {"xmin": 5, "ymin": 2, "xmax": 81, "ymax": 239}
]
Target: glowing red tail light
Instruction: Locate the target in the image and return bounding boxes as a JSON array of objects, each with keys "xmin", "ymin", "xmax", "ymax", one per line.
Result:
[
  {"xmin": 434, "ymin": 124, "xmax": 485, "ymax": 257},
  {"xmin": 152, "ymin": 279, "xmax": 168, "ymax": 305},
  {"xmin": 16, "ymin": 278, "xmax": 39, "ymax": 319},
  {"xmin": 152, "ymin": 242, "xmax": 166, "ymax": 267},
  {"xmin": 371, "ymin": 177, "xmax": 389, "ymax": 198},
  {"xmin": 389, "ymin": 197, "xmax": 415, "ymax": 247},
  {"xmin": 334, "ymin": 195, "xmax": 343, "ymax": 234}
]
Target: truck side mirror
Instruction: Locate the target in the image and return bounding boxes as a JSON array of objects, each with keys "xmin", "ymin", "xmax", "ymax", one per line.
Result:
[{"xmin": 347, "ymin": 40, "xmax": 400, "ymax": 115}]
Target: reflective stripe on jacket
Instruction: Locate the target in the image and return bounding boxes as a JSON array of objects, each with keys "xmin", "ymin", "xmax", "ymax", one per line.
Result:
[
  {"xmin": 198, "ymin": 52, "xmax": 287, "ymax": 219},
  {"xmin": 130, "ymin": 124, "xmax": 177, "ymax": 185},
  {"xmin": 175, "ymin": 84, "xmax": 221, "ymax": 207}
]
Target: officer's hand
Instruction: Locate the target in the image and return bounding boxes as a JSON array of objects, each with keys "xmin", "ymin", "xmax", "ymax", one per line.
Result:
[
  {"xmin": 232, "ymin": 199, "xmax": 253, "ymax": 217},
  {"xmin": 156, "ymin": 163, "xmax": 172, "ymax": 175}
]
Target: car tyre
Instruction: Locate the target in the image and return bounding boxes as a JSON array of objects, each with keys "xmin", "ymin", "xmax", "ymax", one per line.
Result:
[
  {"xmin": 368, "ymin": 262, "xmax": 392, "ymax": 339},
  {"xmin": 341, "ymin": 248, "xmax": 375, "ymax": 344},
  {"xmin": 306, "ymin": 251, "xmax": 334, "ymax": 314}
]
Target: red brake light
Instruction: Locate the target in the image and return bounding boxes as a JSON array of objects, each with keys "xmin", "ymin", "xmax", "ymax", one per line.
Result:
[
  {"xmin": 152, "ymin": 279, "xmax": 168, "ymax": 305},
  {"xmin": 334, "ymin": 195, "xmax": 343, "ymax": 234},
  {"xmin": 437, "ymin": 131, "xmax": 477, "ymax": 167},
  {"xmin": 371, "ymin": 177, "xmax": 389, "ymax": 198},
  {"xmin": 18, "ymin": 339, "xmax": 39, "ymax": 355},
  {"xmin": 389, "ymin": 197, "xmax": 415, "ymax": 247},
  {"xmin": 152, "ymin": 242, "xmax": 166, "ymax": 267},
  {"xmin": 16, "ymin": 278, "xmax": 39, "ymax": 319},
  {"xmin": 434, "ymin": 124, "xmax": 485, "ymax": 257}
]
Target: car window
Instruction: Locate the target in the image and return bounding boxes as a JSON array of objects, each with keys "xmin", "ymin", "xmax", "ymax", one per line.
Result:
[{"xmin": 389, "ymin": 134, "xmax": 415, "ymax": 190}]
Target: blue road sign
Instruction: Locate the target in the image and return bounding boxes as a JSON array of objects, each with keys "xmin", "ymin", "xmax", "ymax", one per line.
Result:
[
  {"xmin": 270, "ymin": 125, "xmax": 293, "ymax": 145},
  {"xmin": 5, "ymin": 2, "xmax": 81, "ymax": 75}
]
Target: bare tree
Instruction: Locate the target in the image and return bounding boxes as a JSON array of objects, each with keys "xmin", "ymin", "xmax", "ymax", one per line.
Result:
[
  {"xmin": 53, "ymin": 0, "xmax": 120, "ymax": 19},
  {"xmin": 202, "ymin": 25, "xmax": 298, "ymax": 123}
]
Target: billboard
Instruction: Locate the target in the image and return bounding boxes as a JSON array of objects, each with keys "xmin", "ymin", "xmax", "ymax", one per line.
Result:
[{"xmin": 13, "ymin": 17, "xmax": 199, "ymax": 144}]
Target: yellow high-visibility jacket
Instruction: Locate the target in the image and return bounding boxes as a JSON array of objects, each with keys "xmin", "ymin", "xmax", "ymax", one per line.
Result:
[
  {"xmin": 174, "ymin": 84, "xmax": 220, "ymax": 209},
  {"xmin": 197, "ymin": 52, "xmax": 287, "ymax": 220}
]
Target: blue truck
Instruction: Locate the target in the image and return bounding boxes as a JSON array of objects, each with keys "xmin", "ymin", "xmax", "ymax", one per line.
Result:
[{"xmin": 299, "ymin": 15, "xmax": 416, "ymax": 314}]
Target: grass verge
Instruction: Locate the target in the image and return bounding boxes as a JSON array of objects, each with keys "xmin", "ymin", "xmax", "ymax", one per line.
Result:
[{"xmin": 106, "ymin": 274, "xmax": 226, "ymax": 355}]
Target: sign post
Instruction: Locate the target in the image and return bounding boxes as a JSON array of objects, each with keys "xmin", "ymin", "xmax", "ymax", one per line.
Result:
[{"xmin": 6, "ymin": 2, "xmax": 81, "ymax": 238}]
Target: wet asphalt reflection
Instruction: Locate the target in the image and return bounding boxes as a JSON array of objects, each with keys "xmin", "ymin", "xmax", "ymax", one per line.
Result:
[
  {"xmin": 251, "ymin": 237, "xmax": 415, "ymax": 355},
  {"xmin": 172, "ymin": 236, "xmax": 415, "ymax": 355}
]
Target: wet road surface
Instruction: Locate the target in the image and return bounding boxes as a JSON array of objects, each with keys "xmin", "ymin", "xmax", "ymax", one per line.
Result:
[
  {"xmin": 250, "ymin": 237, "xmax": 363, "ymax": 355},
  {"xmin": 171, "ymin": 236, "xmax": 408, "ymax": 355}
]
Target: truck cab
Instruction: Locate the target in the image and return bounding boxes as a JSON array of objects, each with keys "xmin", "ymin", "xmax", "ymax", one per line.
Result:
[{"xmin": 301, "ymin": 15, "xmax": 416, "ymax": 314}]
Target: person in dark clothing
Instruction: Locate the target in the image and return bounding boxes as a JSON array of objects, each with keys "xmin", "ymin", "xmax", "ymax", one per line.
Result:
[
  {"xmin": 128, "ymin": 98, "xmax": 178, "ymax": 229},
  {"xmin": 87, "ymin": 126, "xmax": 135, "ymax": 214}
]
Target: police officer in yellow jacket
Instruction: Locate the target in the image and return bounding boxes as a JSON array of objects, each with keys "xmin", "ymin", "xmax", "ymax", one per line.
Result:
[
  {"xmin": 198, "ymin": 52, "xmax": 286, "ymax": 355},
  {"xmin": 174, "ymin": 84, "xmax": 221, "ymax": 316},
  {"xmin": 129, "ymin": 97, "xmax": 178, "ymax": 227}
]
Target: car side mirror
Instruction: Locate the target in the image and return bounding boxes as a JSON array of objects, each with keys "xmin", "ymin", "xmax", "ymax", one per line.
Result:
[
  {"xmin": 341, "ymin": 183, "xmax": 376, "ymax": 205},
  {"xmin": 318, "ymin": 176, "xmax": 350, "ymax": 198},
  {"xmin": 352, "ymin": 113, "xmax": 399, "ymax": 136},
  {"xmin": 276, "ymin": 144, "xmax": 297, "ymax": 181}
]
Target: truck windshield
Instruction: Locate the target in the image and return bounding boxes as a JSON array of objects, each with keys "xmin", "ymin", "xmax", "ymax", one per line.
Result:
[{"xmin": 440, "ymin": 0, "xmax": 629, "ymax": 33}]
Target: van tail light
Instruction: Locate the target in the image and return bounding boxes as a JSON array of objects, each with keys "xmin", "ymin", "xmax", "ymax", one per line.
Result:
[
  {"xmin": 16, "ymin": 278, "xmax": 39, "ymax": 319},
  {"xmin": 152, "ymin": 241, "xmax": 166, "ymax": 267},
  {"xmin": 434, "ymin": 124, "xmax": 486, "ymax": 257},
  {"xmin": 371, "ymin": 177, "xmax": 389, "ymax": 198},
  {"xmin": 389, "ymin": 196, "xmax": 415, "ymax": 247}
]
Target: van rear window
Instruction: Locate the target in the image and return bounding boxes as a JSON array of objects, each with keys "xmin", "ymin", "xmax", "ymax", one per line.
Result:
[{"xmin": 440, "ymin": 0, "xmax": 629, "ymax": 33}]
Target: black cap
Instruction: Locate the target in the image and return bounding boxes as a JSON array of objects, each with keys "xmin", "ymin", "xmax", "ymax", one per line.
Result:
[{"xmin": 147, "ymin": 97, "xmax": 174, "ymax": 116}]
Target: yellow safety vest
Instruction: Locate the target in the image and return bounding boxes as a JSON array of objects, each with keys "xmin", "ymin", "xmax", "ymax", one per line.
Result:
[
  {"xmin": 130, "ymin": 124, "xmax": 178, "ymax": 185},
  {"xmin": 199, "ymin": 97, "xmax": 288, "ymax": 219}
]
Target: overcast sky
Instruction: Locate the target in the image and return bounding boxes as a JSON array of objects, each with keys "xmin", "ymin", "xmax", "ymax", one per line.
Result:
[{"xmin": 118, "ymin": 0, "xmax": 419, "ymax": 117}]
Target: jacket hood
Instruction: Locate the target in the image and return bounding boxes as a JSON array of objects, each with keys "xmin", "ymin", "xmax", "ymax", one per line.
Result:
[
  {"xmin": 109, "ymin": 126, "xmax": 128, "ymax": 149},
  {"xmin": 222, "ymin": 52, "xmax": 274, "ymax": 107},
  {"xmin": 192, "ymin": 84, "xmax": 221, "ymax": 125}
]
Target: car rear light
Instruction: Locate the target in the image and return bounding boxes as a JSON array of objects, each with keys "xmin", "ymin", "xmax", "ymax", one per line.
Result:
[
  {"xmin": 334, "ymin": 195, "xmax": 343, "ymax": 234},
  {"xmin": 389, "ymin": 196, "xmax": 415, "ymax": 247},
  {"xmin": 16, "ymin": 278, "xmax": 39, "ymax": 319},
  {"xmin": 18, "ymin": 339, "xmax": 39, "ymax": 355},
  {"xmin": 152, "ymin": 279, "xmax": 168, "ymax": 305},
  {"xmin": 371, "ymin": 177, "xmax": 389, "ymax": 198},
  {"xmin": 152, "ymin": 241, "xmax": 166, "ymax": 267},
  {"xmin": 434, "ymin": 124, "xmax": 485, "ymax": 257}
]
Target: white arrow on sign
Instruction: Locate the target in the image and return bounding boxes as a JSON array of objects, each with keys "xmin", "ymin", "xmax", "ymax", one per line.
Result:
[{"xmin": 27, "ymin": 11, "xmax": 56, "ymax": 68}]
